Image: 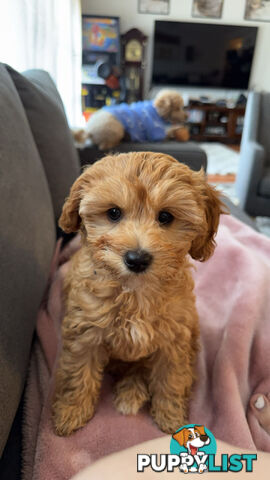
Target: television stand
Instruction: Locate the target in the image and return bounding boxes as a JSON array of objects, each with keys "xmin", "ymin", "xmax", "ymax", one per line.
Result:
[{"xmin": 187, "ymin": 103, "xmax": 246, "ymax": 145}]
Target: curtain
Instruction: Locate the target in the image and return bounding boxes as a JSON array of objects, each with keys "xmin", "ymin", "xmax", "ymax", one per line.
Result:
[{"xmin": 0, "ymin": 0, "xmax": 82, "ymax": 127}]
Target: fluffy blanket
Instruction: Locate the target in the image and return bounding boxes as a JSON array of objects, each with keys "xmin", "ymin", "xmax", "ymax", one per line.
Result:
[{"xmin": 22, "ymin": 215, "xmax": 270, "ymax": 480}]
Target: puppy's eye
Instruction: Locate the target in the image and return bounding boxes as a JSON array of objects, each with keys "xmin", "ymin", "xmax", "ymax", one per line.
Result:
[
  {"xmin": 107, "ymin": 207, "xmax": 122, "ymax": 222},
  {"xmin": 158, "ymin": 211, "xmax": 174, "ymax": 225}
]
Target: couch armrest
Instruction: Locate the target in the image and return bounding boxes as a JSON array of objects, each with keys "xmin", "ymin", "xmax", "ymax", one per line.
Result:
[
  {"xmin": 236, "ymin": 140, "xmax": 265, "ymax": 210},
  {"xmin": 241, "ymin": 91, "xmax": 261, "ymax": 144}
]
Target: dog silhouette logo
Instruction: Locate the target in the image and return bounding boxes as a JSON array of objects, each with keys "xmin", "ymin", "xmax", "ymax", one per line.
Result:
[{"xmin": 170, "ymin": 424, "xmax": 217, "ymax": 473}]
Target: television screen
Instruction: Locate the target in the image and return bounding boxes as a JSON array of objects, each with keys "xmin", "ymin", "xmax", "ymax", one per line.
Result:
[
  {"xmin": 152, "ymin": 21, "xmax": 258, "ymax": 89},
  {"xmin": 82, "ymin": 16, "xmax": 120, "ymax": 53}
]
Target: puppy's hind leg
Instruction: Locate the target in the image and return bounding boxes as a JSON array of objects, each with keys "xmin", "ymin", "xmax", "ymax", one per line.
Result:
[
  {"xmin": 99, "ymin": 139, "xmax": 121, "ymax": 150},
  {"xmin": 87, "ymin": 111, "xmax": 125, "ymax": 150},
  {"xmin": 98, "ymin": 121, "xmax": 125, "ymax": 150},
  {"xmin": 114, "ymin": 365, "xmax": 150, "ymax": 416}
]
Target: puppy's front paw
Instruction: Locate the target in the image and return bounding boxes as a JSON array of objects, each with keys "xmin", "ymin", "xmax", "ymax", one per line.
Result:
[
  {"xmin": 52, "ymin": 400, "xmax": 95, "ymax": 436},
  {"xmin": 150, "ymin": 399, "xmax": 187, "ymax": 434},
  {"xmin": 114, "ymin": 376, "xmax": 149, "ymax": 416}
]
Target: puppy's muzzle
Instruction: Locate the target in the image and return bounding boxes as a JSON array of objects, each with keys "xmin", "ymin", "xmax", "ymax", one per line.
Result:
[{"xmin": 124, "ymin": 249, "xmax": 153, "ymax": 273}]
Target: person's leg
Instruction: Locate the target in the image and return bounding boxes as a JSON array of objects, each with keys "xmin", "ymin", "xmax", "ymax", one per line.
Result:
[
  {"xmin": 71, "ymin": 436, "xmax": 270, "ymax": 480},
  {"xmin": 250, "ymin": 393, "xmax": 270, "ymax": 434}
]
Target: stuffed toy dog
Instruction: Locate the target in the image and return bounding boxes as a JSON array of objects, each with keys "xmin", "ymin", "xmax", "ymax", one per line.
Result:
[{"xmin": 76, "ymin": 90, "xmax": 189, "ymax": 150}]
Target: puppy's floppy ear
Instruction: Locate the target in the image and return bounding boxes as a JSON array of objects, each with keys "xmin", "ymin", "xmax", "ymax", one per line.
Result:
[
  {"xmin": 189, "ymin": 175, "xmax": 227, "ymax": 262},
  {"xmin": 172, "ymin": 429, "xmax": 185, "ymax": 446},
  {"xmin": 59, "ymin": 172, "xmax": 88, "ymax": 233}
]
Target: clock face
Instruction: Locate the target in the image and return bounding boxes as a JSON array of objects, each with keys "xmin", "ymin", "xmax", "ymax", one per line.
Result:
[{"xmin": 125, "ymin": 39, "xmax": 142, "ymax": 62}]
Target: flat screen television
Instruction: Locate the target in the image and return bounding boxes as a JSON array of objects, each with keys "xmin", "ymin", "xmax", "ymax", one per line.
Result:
[{"xmin": 152, "ymin": 21, "xmax": 258, "ymax": 89}]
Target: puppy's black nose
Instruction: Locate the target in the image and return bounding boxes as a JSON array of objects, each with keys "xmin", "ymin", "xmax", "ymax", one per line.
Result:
[{"xmin": 124, "ymin": 249, "xmax": 153, "ymax": 273}]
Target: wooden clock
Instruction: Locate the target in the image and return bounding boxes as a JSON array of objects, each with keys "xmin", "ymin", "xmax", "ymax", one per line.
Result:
[{"xmin": 121, "ymin": 28, "xmax": 147, "ymax": 103}]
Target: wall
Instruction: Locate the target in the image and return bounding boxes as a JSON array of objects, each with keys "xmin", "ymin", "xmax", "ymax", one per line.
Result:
[{"xmin": 81, "ymin": 0, "xmax": 270, "ymax": 99}]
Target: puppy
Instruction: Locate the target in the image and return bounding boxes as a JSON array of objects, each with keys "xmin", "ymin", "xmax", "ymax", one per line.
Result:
[
  {"xmin": 83, "ymin": 90, "xmax": 188, "ymax": 150},
  {"xmin": 52, "ymin": 152, "xmax": 224, "ymax": 436}
]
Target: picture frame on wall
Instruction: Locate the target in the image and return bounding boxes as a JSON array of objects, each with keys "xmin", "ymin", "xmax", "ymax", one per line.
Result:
[
  {"xmin": 138, "ymin": 0, "xmax": 170, "ymax": 15},
  {"xmin": 192, "ymin": 0, "xmax": 224, "ymax": 19},
  {"xmin": 245, "ymin": 0, "xmax": 270, "ymax": 21}
]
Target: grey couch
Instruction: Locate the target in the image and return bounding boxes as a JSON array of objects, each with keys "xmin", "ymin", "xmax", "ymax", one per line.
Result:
[
  {"xmin": 0, "ymin": 64, "xmax": 80, "ymax": 478},
  {"xmin": 79, "ymin": 141, "xmax": 207, "ymax": 173},
  {"xmin": 0, "ymin": 64, "xmax": 256, "ymax": 478},
  {"xmin": 236, "ymin": 91, "xmax": 270, "ymax": 217}
]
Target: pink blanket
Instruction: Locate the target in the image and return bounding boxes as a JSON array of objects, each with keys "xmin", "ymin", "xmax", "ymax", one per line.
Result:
[{"xmin": 22, "ymin": 215, "xmax": 270, "ymax": 480}]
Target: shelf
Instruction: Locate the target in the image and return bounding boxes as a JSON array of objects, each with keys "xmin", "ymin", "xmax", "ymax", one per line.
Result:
[
  {"xmin": 187, "ymin": 102, "xmax": 246, "ymax": 145},
  {"xmin": 206, "ymin": 122, "xmax": 228, "ymax": 127},
  {"xmin": 188, "ymin": 104, "xmax": 245, "ymax": 113},
  {"xmin": 191, "ymin": 134, "xmax": 232, "ymax": 142}
]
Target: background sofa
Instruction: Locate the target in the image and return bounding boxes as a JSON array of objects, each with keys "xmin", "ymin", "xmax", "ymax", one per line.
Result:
[
  {"xmin": 79, "ymin": 140, "xmax": 207, "ymax": 173},
  {"xmin": 236, "ymin": 91, "xmax": 270, "ymax": 217},
  {"xmin": 0, "ymin": 63, "xmax": 256, "ymax": 478}
]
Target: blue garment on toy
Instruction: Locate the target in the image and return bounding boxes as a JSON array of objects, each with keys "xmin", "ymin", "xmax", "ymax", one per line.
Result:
[{"xmin": 103, "ymin": 100, "xmax": 169, "ymax": 142}]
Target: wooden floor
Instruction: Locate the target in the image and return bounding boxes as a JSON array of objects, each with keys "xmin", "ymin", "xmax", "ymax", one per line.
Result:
[
  {"xmin": 207, "ymin": 173, "xmax": 236, "ymax": 183},
  {"xmin": 228, "ymin": 145, "xmax": 240, "ymax": 152}
]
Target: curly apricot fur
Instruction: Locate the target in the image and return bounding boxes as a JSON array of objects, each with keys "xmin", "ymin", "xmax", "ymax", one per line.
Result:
[{"xmin": 52, "ymin": 152, "xmax": 225, "ymax": 436}]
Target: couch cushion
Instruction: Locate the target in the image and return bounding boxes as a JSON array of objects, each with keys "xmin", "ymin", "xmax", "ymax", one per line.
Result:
[
  {"xmin": 258, "ymin": 168, "xmax": 270, "ymax": 198},
  {"xmin": 0, "ymin": 64, "xmax": 55, "ymax": 455},
  {"xmin": 6, "ymin": 66, "xmax": 80, "ymax": 221}
]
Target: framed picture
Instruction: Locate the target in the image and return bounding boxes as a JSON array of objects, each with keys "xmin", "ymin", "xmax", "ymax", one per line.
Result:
[
  {"xmin": 245, "ymin": 0, "xmax": 270, "ymax": 21},
  {"xmin": 82, "ymin": 15, "xmax": 121, "ymax": 86},
  {"xmin": 192, "ymin": 0, "xmax": 224, "ymax": 19},
  {"xmin": 138, "ymin": 0, "xmax": 170, "ymax": 15},
  {"xmin": 82, "ymin": 16, "xmax": 120, "ymax": 54}
]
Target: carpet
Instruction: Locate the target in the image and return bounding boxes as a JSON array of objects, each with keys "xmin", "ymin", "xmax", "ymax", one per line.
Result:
[{"xmin": 199, "ymin": 142, "xmax": 239, "ymax": 175}]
